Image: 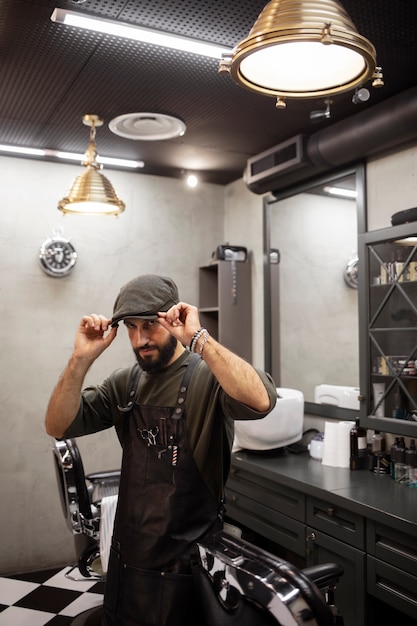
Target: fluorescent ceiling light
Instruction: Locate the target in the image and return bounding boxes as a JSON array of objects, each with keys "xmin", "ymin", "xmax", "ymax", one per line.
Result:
[
  {"xmin": 97, "ymin": 156, "xmax": 144, "ymax": 169},
  {"xmin": 56, "ymin": 151, "xmax": 143, "ymax": 169},
  {"xmin": 51, "ymin": 8, "xmax": 232, "ymax": 60},
  {"xmin": 0, "ymin": 144, "xmax": 143, "ymax": 170},
  {"xmin": 324, "ymin": 186, "xmax": 357, "ymax": 199},
  {"xmin": 0, "ymin": 144, "xmax": 45, "ymax": 156}
]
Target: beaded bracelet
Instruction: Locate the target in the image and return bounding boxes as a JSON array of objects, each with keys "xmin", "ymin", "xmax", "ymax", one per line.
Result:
[
  {"xmin": 189, "ymin": 327, "xmax": 205, "ymax": 353},
  {"xmin": 198, "ymin": 331, "xmax": 210, "ymax": 359}
]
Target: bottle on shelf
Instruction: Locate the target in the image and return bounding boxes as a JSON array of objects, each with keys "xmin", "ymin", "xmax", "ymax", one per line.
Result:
[
  {"xmin": 405, "ymin": 439, "xmax": 417, "ymax": 487},
  {"xmin": 350, "ymin": 418, "xmax": 369, "ymax": 470},
  {"xmin": 350, "ymin": 418, "xmax": 367, "ymax": 456},
  {"xmin": 408, "ymin": 255, "xmax": 417, "ymax": 281},
  {"xmin": 394, "ymin": 247, "xmax": 407, "ymax": 282},
  {"xmin": 392, "ymin": 385, "xmax": 408, "ymax": 420},
  {"xmin": 388, "ymin": 249, "xmax": 397, "ymax": 282},
  {"xmin": 371, "ymin": 430, "xmax": 386, "ymax": 453},
  {"xmin": 394, "ymin": 437, "xmax": 407, "ymax": 484},
  {"xmin": 390, "ymin": 437, "xmax": 401, "ymax": 479},
  {"xmin": 370, "ymin": 430, "xmax": 390, "ymax": 474}
]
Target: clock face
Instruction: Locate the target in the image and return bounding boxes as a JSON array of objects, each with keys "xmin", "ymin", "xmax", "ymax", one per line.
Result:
[{"xmin": 39, "ymin": 237, "xmax": 77, "ymax": 277}]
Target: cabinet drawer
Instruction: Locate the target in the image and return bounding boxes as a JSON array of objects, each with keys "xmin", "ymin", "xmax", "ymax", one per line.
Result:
[
  {"xmin": 367, "ymin": 520, "xmax": 417, "ymax": 577},
  {"xmin": 367, "ymin": 555, "xmax": 417, "ymax": 621},
  {"xmin": 306, "ymin": 497, "xmax": 365, "ymax": 549},
  {"xmin": 227, "ymin": 467, "xmax": 305, "ymax": 521},
  {"xmin": 225, "ymin": 486, "xmax": 306, "ymax": 557}
]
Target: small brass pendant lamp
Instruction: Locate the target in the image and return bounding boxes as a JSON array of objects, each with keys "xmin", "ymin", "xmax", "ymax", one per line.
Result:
[{"xmin": 58, "ymin": 115, "xmax": 125, "ymax": 216}]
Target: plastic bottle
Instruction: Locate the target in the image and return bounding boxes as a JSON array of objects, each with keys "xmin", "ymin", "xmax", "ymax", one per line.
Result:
[
  {"xmin": 392, "ymin": 385, "xmax": 408, "ymax": 420},
  {"xmin": 395, "ymin": 247, "xmax": 407, "ymax": 282},
  {"xmin": 394, "ymin": 438, "xmax": 407, "ymax": 484},
  {"xmin": 390, "ymin": 437, "xmax": 401, "ymax": 479},
  {"xmin": 371, "ymin": 430, "xmax": 386, "ymax": 453},
  {"xmin": 405, "ymin": 440, "xmax": 417, "ymax": 487}
]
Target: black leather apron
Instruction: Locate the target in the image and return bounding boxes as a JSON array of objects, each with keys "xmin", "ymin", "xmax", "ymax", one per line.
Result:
[{"xmin": 102, "ymin": 354, "xmax": 222, "ymax": 626}]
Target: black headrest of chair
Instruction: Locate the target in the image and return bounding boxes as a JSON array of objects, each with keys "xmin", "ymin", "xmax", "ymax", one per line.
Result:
[
  {"xmin": 64, "ymin": 439, "xmax": 93, "ymax": 520},
  {"xmin": 52, "ymin": 438, "xmax": 92, "ymax": 523}
]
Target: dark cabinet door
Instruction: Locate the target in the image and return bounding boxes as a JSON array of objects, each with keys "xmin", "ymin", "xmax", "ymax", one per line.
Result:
[
  {"xmin": 359, "ymin": 222, "xmax": 417, "ymax": 437},
  {"xmin": 306, "ymin": 526, "xmax": 366, "ymax": 626}
]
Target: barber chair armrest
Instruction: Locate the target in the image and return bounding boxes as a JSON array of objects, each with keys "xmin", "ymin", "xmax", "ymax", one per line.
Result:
[
  {"xmin": 302, "ymin": 563, "xmax": 344, "ymax": 589},
  {"xmin": 85, "ymin": 470, "xmax": 121, "ymax": 483}
]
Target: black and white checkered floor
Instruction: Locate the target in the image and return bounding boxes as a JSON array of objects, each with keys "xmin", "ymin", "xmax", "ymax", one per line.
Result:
[{"xmin": 0, "ymin": 566, "xmax": 104, "ymax": 625}]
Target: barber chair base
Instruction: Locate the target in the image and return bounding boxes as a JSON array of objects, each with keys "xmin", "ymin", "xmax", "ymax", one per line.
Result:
[{"xmin": 70, "ymin": 606, "xmax": 103, "ymax": 625}]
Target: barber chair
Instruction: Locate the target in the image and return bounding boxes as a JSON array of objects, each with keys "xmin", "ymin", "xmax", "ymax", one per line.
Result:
[
  {"xmin": 194, "ymin": 530, "xmax": 344, "ymax": 626},
  {"xmin": 52, "ymin": 438, "xmax": 120, "ymax": 581}
]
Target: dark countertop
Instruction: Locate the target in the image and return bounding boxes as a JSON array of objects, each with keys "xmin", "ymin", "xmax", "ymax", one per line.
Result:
[{"xmin": 230, "ymin": 450, "xmax": 417, "ymax": 535}]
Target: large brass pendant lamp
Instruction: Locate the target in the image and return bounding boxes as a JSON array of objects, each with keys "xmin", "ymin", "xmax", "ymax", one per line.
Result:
[
  {"xmin": 219, "ymin": 0, "xmax": 382, "ymax": 108},
  {"xmin": 58, "ymin": 115, "xmax": 125, "ymax": 216}
]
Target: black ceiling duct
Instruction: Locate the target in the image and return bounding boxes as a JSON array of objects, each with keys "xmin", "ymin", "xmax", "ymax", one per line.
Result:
[{"xmin": 245, "ymin": 86, "xmax": 417, "ymax": 194}]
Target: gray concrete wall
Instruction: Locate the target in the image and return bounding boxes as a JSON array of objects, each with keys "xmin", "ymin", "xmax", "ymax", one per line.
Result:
[
  {"xmin": 1, "ymin": 136, "xmax": 416, "ymax": 575},
  {"xmin": 0, "ymin": 156, "xmax": 225, "ymax": 574}
]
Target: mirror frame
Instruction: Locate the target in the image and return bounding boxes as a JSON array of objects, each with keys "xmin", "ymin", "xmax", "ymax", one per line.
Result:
[{"xmin": 263, "ymin": 163, "xmax": 367, "ymax": 419}]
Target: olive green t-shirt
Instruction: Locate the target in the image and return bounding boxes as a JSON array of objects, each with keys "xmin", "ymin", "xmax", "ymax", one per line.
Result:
[{"xmin": 65, "ymin": 349, "xmax": 276, "ymax": 500}]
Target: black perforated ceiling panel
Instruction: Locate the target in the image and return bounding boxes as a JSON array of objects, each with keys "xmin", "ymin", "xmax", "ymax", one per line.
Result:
[{"xmin": 0, "ymin": 0, "xmax": 416, "ymax": 184}]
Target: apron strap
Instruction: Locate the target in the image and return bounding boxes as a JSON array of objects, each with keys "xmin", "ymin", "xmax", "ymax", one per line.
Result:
[
  {"xmin": 117, "ymin": 351, "xmax": 199, "ymax": 417},
  {"xmin": 115, "ymin": 363, "xmax": 142, "ymax": 444},
  {"xmin": 117, "ymin": 362, "xmax": 142, "ymax": 413},
  {"xmin": 171, "ymin": 353, "xmax": 200, "ymax": 420}
]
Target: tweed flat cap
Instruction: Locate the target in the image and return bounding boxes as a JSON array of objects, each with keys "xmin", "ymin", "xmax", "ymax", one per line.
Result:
[{"xmin": 112, "ymin": 274, "xmax": 179, "ymax": 326}]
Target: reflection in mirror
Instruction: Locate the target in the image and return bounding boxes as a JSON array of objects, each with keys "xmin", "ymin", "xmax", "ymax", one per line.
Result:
[{"xmin": 263, "ymin": 165, "xmax": 366, "ymax": 419}]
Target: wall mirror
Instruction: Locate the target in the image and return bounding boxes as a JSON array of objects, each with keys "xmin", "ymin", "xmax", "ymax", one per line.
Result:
[{"xmin": 263, "ymin": 164, "xmax": 366, "ymax": 419}]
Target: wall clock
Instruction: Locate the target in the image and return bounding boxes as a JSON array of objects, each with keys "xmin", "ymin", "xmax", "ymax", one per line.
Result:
[
  {"xmin": 344, "ymin": 255, "xmax": 359, "ymax": 289},
  {"xmin": 39, "ymin": 234, "xmax": 77, "ymax": 277}
]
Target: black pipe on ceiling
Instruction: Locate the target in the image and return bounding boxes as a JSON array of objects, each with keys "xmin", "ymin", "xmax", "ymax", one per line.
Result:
[
  {"xmin": 247, "ymin": 85, "xmax": 417, "ymax": 194},
  {"xmin": 307, "ymin": 85, "xmax": 417, "ymax": 169}
]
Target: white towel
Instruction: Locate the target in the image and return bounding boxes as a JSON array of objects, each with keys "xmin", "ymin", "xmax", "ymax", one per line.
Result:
[
  {"xmin": 100, "ymin": 495, "xmax": 118, "ymax": 573},
  {"xmin": 321, "ymin": 421, "xmax": 353, "ymax": 468}
]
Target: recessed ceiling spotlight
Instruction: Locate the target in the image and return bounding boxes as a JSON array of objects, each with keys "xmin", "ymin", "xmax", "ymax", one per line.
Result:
[
  {"xmin": 352, "ymin": 87, "xmax": 370, "ymax": 104},
  {"xmin": 109, "ymin": 113, "xmax": 186, "ymax": 141},
  {"xmin": 186, "ymin": 174, "xmax": 198, "ymax": 188}
]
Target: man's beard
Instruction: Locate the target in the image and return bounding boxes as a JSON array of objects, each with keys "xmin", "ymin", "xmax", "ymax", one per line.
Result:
[{"xmin": 134, "ymin": 334, "xmax": 177, "ymax": 372}]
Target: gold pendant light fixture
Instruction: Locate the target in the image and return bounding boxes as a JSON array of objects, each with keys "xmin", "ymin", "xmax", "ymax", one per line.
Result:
[
  {"xmin": 58, "ymin": 115, "xmax": 125, "ymax": 216},
  {"xmin": 219, "ymin": 0, "xmax": 383, "ymax": 108}
]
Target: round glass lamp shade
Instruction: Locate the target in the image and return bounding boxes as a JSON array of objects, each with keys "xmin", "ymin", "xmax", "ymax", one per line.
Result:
[
  {"xmin": 58, "ymin": 167, "xmax": 125, "ymax": 216},
  {"xmin": 238, "ymin": 40, "xmax": 369, "ymax": 95}
]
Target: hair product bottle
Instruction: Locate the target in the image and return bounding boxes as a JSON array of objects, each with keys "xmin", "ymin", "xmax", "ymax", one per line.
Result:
[
  {"xmin": 394, "ymin": 437, "xmax": 407, "ymax": 484},
  {"xmin": 405, "ymin": 439, "xmax": 417, "ymax": 487},
  {"xmin": 350, "ymin": 418, "xmax": 368, "ymax": 469},
  {"xmin": 390, "ymin": 437, "xmax": 401, "ymax": 479},
  {"xmin": 371, "ymin": 430, "xmax": 386, "ymax": 453},
  {"xmin": 350, "ymin": 418, "xmax": 367, "ymax": 455}
]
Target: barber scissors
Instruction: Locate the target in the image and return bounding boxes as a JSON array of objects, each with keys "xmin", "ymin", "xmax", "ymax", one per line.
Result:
[{"xmin": 139, "ymin": 426, "xmax": 159, "ymax": 446}]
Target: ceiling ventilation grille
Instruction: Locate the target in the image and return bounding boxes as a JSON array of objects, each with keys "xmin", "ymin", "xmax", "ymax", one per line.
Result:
[{"xmin": 244, "ymin": 135, "xmax": 309, "ymax": 193}]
